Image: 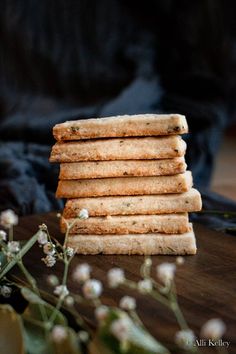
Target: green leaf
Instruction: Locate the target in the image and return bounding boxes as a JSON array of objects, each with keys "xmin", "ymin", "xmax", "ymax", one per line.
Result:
[
  {"xmin": 50, "ymin": 327, "xmax": 82, "ymax": 354},
  {"xmin": 22, "ymin": 301, "xmax": 68, "ymax": 354},
  {"xmin": 21, "ymin": 287, "xmax": 46, "ymax": 305},
  {"xmin": 0, "ymin": 304, "xmax": 25, "ymax": 354},
  {"xmin": 98, "ymin": 309, "xmax": 170, "ymax": 354},
  {"xmin": 0, "ymin": 232, "xmax": 40, "ymax": 281},
  {"xmin": 23, "ymin": 320, "xmax": 53, "ymax": 354}
]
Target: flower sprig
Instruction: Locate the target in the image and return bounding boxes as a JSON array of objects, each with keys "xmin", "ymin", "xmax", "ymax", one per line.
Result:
[{"xmin": 0, "ymin": 208, "xmax": 229, "ymax": 354}]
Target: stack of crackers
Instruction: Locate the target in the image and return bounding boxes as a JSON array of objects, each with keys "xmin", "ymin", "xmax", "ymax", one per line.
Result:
[{"xmin": 50, "ymin": 114, "xmax": 202, "ymax": 255}]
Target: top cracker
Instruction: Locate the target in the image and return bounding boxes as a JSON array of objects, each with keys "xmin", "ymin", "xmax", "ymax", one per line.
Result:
[{"xmin": 53, "ymin": 114, "xmax": 188, "ymax": 141}]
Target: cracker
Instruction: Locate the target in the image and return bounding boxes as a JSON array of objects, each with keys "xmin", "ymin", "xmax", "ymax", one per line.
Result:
[
  {"xmin": 53, "ymin": 114, "xmax": 188, "ymax": 141},
  {"xmin": 59, "ymin": 157, "xmax": 187, "ymax": 179},
  {"xmin": 56, "ymin": 171, "xmax": 192, "ymax": 198},
  {"xmin": 50, "ymin": 136, "xmax": 186, "ymax": 162},
  {"xmin": 67, "ymin": 226, "xmax": 197, "ymax": 255},
  {"xmin": 61, "ymin": 213, "xmax": 190, "ymax": 235},
  {"xmin": 63, "ymin": 188, "xmax": 202, "ymax": 217}
]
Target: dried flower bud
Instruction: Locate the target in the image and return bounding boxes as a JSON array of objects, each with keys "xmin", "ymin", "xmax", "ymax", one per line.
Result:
[
  {"xmin": 176, "ymin": 256, "xmax": 185, "ymax": 265},
  {"xmin": 78, "ymin": 330, "xmax": 89, "ymax": 342},
  {"xmin": 110, "ymin": 316, "xmax": 131, "ymax": 342},
  {"xmin": 0, "ymin": 285, "xmax": 12, "ymax": 298},
  {"xmin": 47, "ymin": 274, "xmax": 59, "ymax": 286},
  {"xmin": 95, "ymin": 305, "xmax": 109, "ymax": 322},
  {"xmin": 79, "ymin": 209, "xmax": 89, "ymax": 220},
  {"xmin": 156, "ymin": 262, "xmax": 176, "ymax": 284},
  {"xmin": 175, "ymin": 329, "xmax": 195, "ymax": 349},
  {"xmin": 51, "ymin": 325, "xmax": 67, "ymax": 342},
  {"xmin": 39, "ymin": 223, "xmax": 48, "ymax": 231},
  {"xmin": 64, "ymin": 296, "xmax": 75, "ymax": 307},
  {"xmin": 119, "ymin": 296, "xmax": 136, "ymax": 311},
  {"xmin": 42, "ymin": 255, "xmax": 56, "ymax": 267},
  {"xmin": 66, "ymin": 247, "xmax": 74, "ymax": 257},
  {"xmin": 144, "ymin": 258, "xmax": 152, "ymax": 267},
  {"xmin": 107, "ymin": 268, "xmax": 125, "ymax": 288},
  {"xmin": 0, "ymin": 210, "xmax": 18, "ymax": 229},
  {"xmin": 0, "ymin": 230, "xmax": 7, "ymax": 242},
  {"xmin": 72, "ymin": 263, "xmax": 91, "ymax": 283},
  {"xmin": 37, "ymin": 230, "xmax": 48, "ymax": 245},
  {"xmin": 43, "ymin": 242, "xmax": 56, "ymax": 255},
  {"xmin": 82, "ymin": 279, "xmax": 102, "ymax": 299},
  {"xmin": 137, "ymin": 279, "xmax": 153, "ymax": 293},
  {"xmin": 7, "ymin": 241, "xmax": 20, "ymax": 254},
  {"xmin": 201, "ymin": 318, "xmax": 226, "ymax": 340}
]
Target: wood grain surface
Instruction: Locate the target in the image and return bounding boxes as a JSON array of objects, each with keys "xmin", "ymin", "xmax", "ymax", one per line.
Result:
[{"xmin": 12, "ymin": 213, "xmax": 236, "ymax": 354}]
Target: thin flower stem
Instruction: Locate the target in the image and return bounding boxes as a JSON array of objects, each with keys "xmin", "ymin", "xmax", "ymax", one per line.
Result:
[
  {"xmin": 123, "ymin": 278, "xmax": 170, "ymax": 307},
  {"xmin": 170, "ymin": 298, "xmax": 188, "ymax": 330},
  {"xmin": 149, "ymin": 289, "xmax": 171, "ymax": 308},
  {"xmin": 129, "ymin": 310, "xmax": 144, "ymax": 328},
  {"xmin": 140, "ymin": 257, "xmax": 152, "ymax": 278},
  {"xmin": 63, "ymin": 218, "xmax": 78, "ymax": 248},
  {"xmin": 168, "ymin": 283, "xmax": 188, "ymax": 330},
  {"xmin": 49, "ymin": 257, "xmax": 70, "ymax": 324},
  {"xmin": 17, "ymin": 260, "xmax": 48, "ymax": 323},
  {"xmin": 9, "ymin": 226, "xmax": 13, "ymax": 242},
  {"xmin": 150, "ymin": 277, "xmax": 164, "ymax": 291}
]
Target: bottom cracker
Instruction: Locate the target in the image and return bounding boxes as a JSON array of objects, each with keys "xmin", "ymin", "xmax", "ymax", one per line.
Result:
[{"xmin": 67, "ymin": 227, "xmax": 196, "ymax": 255}]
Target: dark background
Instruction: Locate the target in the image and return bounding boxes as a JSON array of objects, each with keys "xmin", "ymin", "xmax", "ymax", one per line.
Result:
[{"xmin": 0, "ymin": 0, "xmax": 236, "ymax": 223}]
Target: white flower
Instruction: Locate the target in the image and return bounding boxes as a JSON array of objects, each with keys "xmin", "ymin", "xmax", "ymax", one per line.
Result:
[
  {"xmin": 175, "ymin": 329, "xmax": 195, "ymax": 349},
  {"xmin": 37, "ymin": 230, "xmax": 48, "ymax": 245},
  {"xmin": 66, "ymin": 247, "xmax": 74, "ymax": 257},
  {"xmin": 7, "ymin": 241, "xmax": 20, "ymax": 254},
  {"xmin": 51, "ymin": 325, "xmax": 67, "ymax": 342},
  {"xmin": 79, "ymin": 209, "xmax": 89, "ymax": 220},
  {"xmin": 156, "ymin": 262, "xmax": 176, "ymax": 284},
  {"xmin": 0, "ymin": 285, "xmax": 12, "ymax": 298},
  {"xmin": 201, "ymin": 318, "xmax": 226, "ymax": 340},
  {"xmin": 144, "ymin": 257, "xmax": 152, "ymax": 267},
  {"xmin": 54, "ymin": 285, "xmax": 69, "ymax": 299},
  {"xmin": 0, "ymin": 210, "xmax": 18, "ymax": 229},
  {"xmin": 47, "ymin": 274, "xmax": 59, "ymax": 286},
  {"xmin": 119, "ymin": 296, "xmax": 136, "ymax": 311},
  {"xmin": 107, "ymin": 268, "xmax": 125, "ymax": 288},
  {"xmin": 39, "ymin": 223, "xmax": 47, "ymax": 231},
  {"xmin": 43, "ymin": 242, "xmax": 56, "ymax": 255},
  {"xmin": 82, "ymin": 279, "xmax": 102, "ymax": 299},
  {"xmin": 42, "ymin": 255, "xmax": 56, "ymax": 267},
  {"xmin": 110, "ymin": 316, "xmax": 131, "ymax": 342},
  {"xmin": 95, "ymin": 305, "xmax": 109, "ymax": 322},
  {"xmin": 72, "ymin": 263, "xmax": 91, "ymax": 283},
  {"xmin": 0, "ymin": 230, "xmax": 7, "ymax": 241},
  {"xmin": 137, "ymin": 279, "xmax": 153, "ymax": 293},
  {"xmin": 64, "ymin": 296, "xmax": 75, "ymax": 307},
  {"xmin": 176, "ymin": 256, "xmax": 185, "ymax": 265},
  {"xmin": 78, "ymin": 330, "xmax": 89, "ymax": 342}
]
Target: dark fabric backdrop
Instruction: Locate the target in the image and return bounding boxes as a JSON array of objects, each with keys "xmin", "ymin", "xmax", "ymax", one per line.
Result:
[{"xmin": 0, "ymin": 0, "xmax": 236, "ymax": 230}]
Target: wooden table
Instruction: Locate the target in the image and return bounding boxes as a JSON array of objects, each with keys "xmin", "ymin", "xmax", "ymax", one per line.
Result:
[{"xmin": 13, "ymin": 213, "xmax": 236, "ymax": 354}]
